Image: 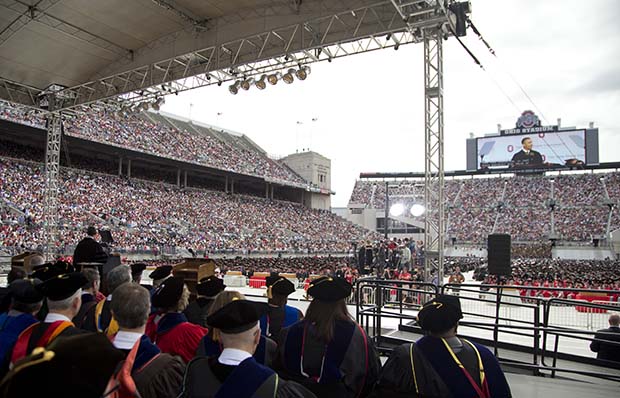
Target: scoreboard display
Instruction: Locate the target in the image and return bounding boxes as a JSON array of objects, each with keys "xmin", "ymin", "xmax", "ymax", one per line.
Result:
[
  {"xmin": 476, "ymin": 130, "xmax": 586, "ymax": 171},
  {"xmin": 466, "ymin": 111, "xmax": 599, "ymax": 172}
]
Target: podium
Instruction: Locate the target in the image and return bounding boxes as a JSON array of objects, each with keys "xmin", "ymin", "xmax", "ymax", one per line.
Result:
[
  {"xmin": 172, "ymin": 258, "xmax": 216, "ymax": 294},
  {"xmin": 11, "ymin": 252, "xmax": 35, "ymax": 267}
]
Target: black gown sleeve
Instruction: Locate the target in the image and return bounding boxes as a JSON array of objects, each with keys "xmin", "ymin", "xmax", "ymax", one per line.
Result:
[{"xmin": 276, "ymin": 378, "xmax": 318, "ymax": 398}]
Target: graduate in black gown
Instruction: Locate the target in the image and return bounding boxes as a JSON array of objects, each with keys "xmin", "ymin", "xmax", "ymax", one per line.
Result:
[
  {"xmin": 184, "ymin": 275, "xmax": 225, "ymax": 327},
  {"xmin": 196, "ymin": 291, "xmax": 277, "ymax": 367},
  {"xmin": 278, "ymin": 276, "xmax": 381, "ymax": 397},
  {"xmin": 0, "ymin": 332, "xmax": 124, "ymax": 398},
  {"xmin": 375, "ymin": 295, "xmax": 512, "ymax": 398},
  {"xmin": 183, "ymin": 299, "xmax": 315, "ymax": 398},
  {"xmin": 260, "ymin": 276, "xmax": 303, "ymax": 344},
  {"xmin": 110, "ymin": 283, "xmax": 185, "ymax": 398},
  {"xmin": 9, "ymin": 272, "xmax": 87, "ymax": 365}
]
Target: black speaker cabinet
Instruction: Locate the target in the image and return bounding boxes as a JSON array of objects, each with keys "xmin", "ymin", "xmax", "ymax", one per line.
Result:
[{"xmin": 488, "ymin": 234, "xmax": 511, "ymax": 276}]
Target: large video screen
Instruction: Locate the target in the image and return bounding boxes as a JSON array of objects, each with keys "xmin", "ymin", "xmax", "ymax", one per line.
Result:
[{"xmin": 476, "ymin": 130, "xmax": 586, "ymax": 171}]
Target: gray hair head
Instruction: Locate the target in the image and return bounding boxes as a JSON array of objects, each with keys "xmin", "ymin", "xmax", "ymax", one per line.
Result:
[
  {"xmin": 111, "ymin": 283, "xmax": 150, "ymax": 329},
  {"xmin": 106, "ymin": 265, "xmax": 131, "ymax": 294}
]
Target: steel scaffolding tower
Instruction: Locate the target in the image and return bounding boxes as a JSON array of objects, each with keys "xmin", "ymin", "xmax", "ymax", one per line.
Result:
[
  {"xmin": 43, "ymin": 103, "xmax": 62, "ymax": 259},
  {"xmin": 422, "ymin": 28, "xmax": 445, "ymax": 285}
]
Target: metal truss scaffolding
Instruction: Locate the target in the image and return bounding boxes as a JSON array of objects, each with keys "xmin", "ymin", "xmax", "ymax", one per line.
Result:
[
  {"xmin": 43, "ymin": 108, "xmax": 62, "ymax": 258},
  {"xmin": 422, "ymin": 28, "xmax": 445, "ymax": 284}
]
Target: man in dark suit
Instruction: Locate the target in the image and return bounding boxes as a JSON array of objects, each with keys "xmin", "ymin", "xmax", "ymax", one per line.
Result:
[
  {"xmin": 73, "ymin": 226, "xmax": 108, "ymax": 270},
  {"xmin": 511, "ymin": 137, "xmax": 543, "ymax": 167},
  {"xmin": 590, "ymin": 313, "xmax": 620, "ymax": 362}
]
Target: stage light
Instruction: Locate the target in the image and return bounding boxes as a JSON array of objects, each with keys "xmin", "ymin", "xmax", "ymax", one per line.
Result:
[
  {"xmin": 152, "ymin": 97, "xmax": 165, "ymax": 111},
  {"xmin": 410, "ymin": 204, "xmax": 425, "ymax": 217},
  {"xmin": 240, "ymin": 78, "xmax": 254, "ymax": 91},
  {"xmin": 140, "ymin": 102, "xmax": 150, "ymax": 110},
  {"xmin": 267, "ymin": 72, "xmax": 281, "ymax": 85},
  {"xmin": 229, "ymin": 81, "xmax": 240, "ymax": 95},
  {"xmin": 255, "ymin": 75, "xmax": 267, "ymax": 90},
  {"xmin": 295, "ymin": 66, "xmax": 311, "ymax": 81},
  {"xmin": 389, "ymin": 203, "xmax": 405, "ymax": 217},
  {"xmin": 282, "ymin": 69, "xmax": 296, "ymax": 84}
]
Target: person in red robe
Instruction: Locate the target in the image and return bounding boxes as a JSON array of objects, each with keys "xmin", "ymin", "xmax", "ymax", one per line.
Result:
[{"xmin": 147, "ymin": 276, "xmax": 208, "ymax": 363}]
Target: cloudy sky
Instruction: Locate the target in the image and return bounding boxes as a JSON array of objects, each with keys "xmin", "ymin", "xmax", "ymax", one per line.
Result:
[{"xmin": 162, "ymin": 0, "xmax": 620, "ymax": 207}]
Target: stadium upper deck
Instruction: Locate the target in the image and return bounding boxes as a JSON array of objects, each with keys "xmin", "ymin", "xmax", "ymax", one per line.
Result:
[{"xmin": 0, "ymin": 100, "xmax": 307, "ymax": 187}]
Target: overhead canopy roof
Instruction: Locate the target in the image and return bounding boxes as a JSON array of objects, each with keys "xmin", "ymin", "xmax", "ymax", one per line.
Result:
[{"xmin": 0, "ymin": 0, "xmax": 458, "ymax": 109}]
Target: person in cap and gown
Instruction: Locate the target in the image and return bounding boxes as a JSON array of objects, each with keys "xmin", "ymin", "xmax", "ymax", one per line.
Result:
[
  {"xmin": 131, "ymin": 262, "xmax": 153, "ymax": 292},
  {"xmin": 0, "ymin": 268, "xmax": 27, "ymax": 314},
  {"xmin": 260, "ymin": 276, "xmax": 303, "ymax": 345},
  {"xmin": 184, "ymin": 275, "xmax": 226, "ymax": 327},
  {"xmin": 146, "ymin": 276, "xmax": 208, "ymax": 363},
  {"xmin": 375, "ymin": 295, "xmax": 511, "ymax": 398},
  {"xmin": 196, "ymin": 291, "xmax": 277, "ymax": 367},
  {"xmin": 277, "ymin": 276, "xmax": 381, "ymax": 398},
  {"xmin": 110, "ymin": 282, "xmax": 185, "ymax": 398},
  {"xmin": 72, "ymin": 267, "xmax": 101, "ymax": 328},
  {"xmin": 183, "ymin": 299, "xmax": 316, "ymax": 398},
  {"xmin": 82, "ymin": 265, "xmax": 131, "ymax": 335},
  {"xmin": 0, "ymin": 332, "xmax": 124, "ymax": 398},
  {"xmin": 145, "ymin": 264, "xmax": 173, "ymax": 322},
  {"xmin": 72, "ymin": 226, "xmax": 108, "ymax": 270},
  {"xmin": 0, "ymin": 279, "xmax": 44, "ymax": 376},
  {"xmin": 9, "ymin": 272, "xmax": 87, "ymax": 365},
  {"xmin": 149, "ymin": 265, "xmax": 173, "ymax": 288}
]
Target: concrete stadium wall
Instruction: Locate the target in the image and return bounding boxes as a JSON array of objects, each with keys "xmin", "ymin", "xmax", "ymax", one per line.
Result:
[{"xmin": 552, "ymin": 247, "xmax": 615, "ymax": 260}]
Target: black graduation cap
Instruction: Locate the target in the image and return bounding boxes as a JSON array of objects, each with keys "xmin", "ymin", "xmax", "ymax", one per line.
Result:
[
  {"xmin": 307, "ymin": 276, "xmax": 352, "ymax": 302},
  {"xmin": 196, "ymin": 275, "xmax": 226, "ymax": 297},
  {"xmin": 130, "ymin": 262, "xmax": 147, "ymax": 276},
  {"xmin": 207, "ymin": 299, "xmax": 269, "ymax": 334},
  {"xmin": 36, "ymin": 273, "xmax": 88, "ymax": 301},
  {"xmin": 148, "ymin": 265, "xmax": 172, "ymax": 281},
  {"xmin": 152, "ymin": 276, "xmax": 185, "ymax": 309},
  {"xmin": 0, "ymin": 333, "xmax": 124, "ymax": 398},
  {"xmin": 266, "ymin": 276, "xmax": 295, "ymax": 298},
  {"xmin": 417, "ymin": 295, "xmax": 463, "ymax": 334},
  {"xmin": 9, "ymin": 279, "xmax": 44, "ymax": 303},
  {"xmin": 31, "ymin": 261, "xmax": 75, "ymax": 282}
]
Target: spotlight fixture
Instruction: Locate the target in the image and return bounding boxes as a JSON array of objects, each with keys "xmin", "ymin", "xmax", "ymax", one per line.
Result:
[
  {"xmin": 240, "ymin": 78, "xmax": 254, "ymax": 91},
  {"xmin": 229, "ymin": 81, "xmax": 240, "ymax": 95},
  {"xmin": 295, "ymin": 66, "xmax": 311, "ymax": 81},
  {"xmin": 410, "ymin": 204, "xmax": 425, "ymax": 217},
  {"xmin": 389, "ymin": 203, "xmax": 405, "ymax": 217},
  {"xmin": 152, "ymin": 97, "xmax": 165, "ymax": 111},
  {"xmin": 282, "ymin": 68, "xmax": 296, "ymax": 84},
  {"xmin": 140, "ymin": 102, "xmax": 150, "ymax": 111},
  {"xmin": 267, "ymin": 72, "xmax": 281, "ymax": 85},
  {"xmin": 255, "ymin": 75, "xmax": 267, "ymax": 90}
]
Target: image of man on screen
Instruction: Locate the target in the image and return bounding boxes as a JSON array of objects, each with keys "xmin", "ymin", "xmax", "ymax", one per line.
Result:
[{"xmin": 511, "ymin": 137, "xmax": 543, "ymax": 168}]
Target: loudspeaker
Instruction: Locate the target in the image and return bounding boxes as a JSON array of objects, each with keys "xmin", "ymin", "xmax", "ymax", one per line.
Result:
[{"xmin": 488, "ymin": 234, "xmax": 511, "ymax": 276}]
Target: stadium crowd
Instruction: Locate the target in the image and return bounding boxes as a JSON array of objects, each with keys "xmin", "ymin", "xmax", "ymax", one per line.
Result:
[
  {"xmin": 350, "ymin": 173, "xmax": 620, "ymax": 244},
  {"xmin": 0, "ymin": 100, "xmax": 305, "ymax": 186},
  {"xmin": 1, "ymin": 158, "xmax": 377, "ymax": 254}
]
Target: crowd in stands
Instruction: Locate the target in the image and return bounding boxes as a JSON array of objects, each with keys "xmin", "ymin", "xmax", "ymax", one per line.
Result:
[
  {"xmin": 476, "ymin": 258, "xmax": 620, "ymax": 300},
  {"xmin": 0, "ymin": 100, "xmax": 305, "ymax": 186},
  {"xmin": 1, "ymin": 157, "xmax": 377, "ymax": 254},
  {"xmin": 349, "ymin": 172, "xmax": 620, "ymax": 244}
]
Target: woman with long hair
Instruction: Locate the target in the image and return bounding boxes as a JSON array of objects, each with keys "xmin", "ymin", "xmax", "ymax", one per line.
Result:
[{"xmin": 278, "ymin": 276, "xmax": 381, "ymax": 397}]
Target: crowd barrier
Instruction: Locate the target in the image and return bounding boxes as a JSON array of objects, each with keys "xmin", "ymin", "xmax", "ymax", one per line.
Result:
[{"xmin": 355, "ymin": 278, "xmax": 620, "ymax": 382}]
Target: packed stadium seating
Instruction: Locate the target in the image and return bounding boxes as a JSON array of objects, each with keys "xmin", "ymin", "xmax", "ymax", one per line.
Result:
[
  {"xmin": 0, "ymin": 100, "xmax": 305, "ymax": 186},
  {"xmin": 349, "ymin": 173, "xmax": 620, "ymax": 244},
  {"xmin": 0, "ymin": 157, "xmax": 377, "ymax": 254}
]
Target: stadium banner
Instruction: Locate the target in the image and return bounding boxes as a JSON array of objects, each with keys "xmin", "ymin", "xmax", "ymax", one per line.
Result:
[{"xmin": 476, "ymin": 130, "xmax": 586, "ymax": 171}]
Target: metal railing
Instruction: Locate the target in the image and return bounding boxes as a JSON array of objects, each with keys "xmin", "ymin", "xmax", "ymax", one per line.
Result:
[{"xmin": 356, "ymin": 278, "xmax": 620, "ymax": 382}]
